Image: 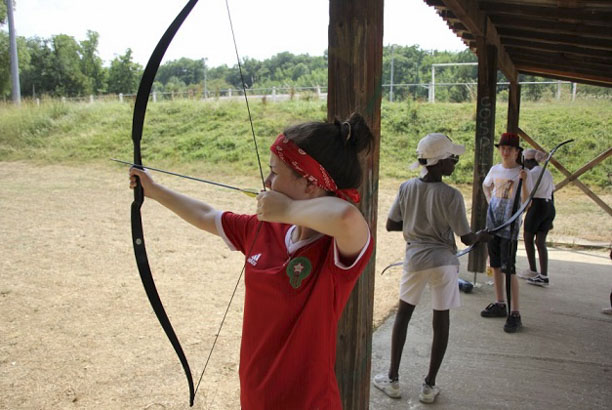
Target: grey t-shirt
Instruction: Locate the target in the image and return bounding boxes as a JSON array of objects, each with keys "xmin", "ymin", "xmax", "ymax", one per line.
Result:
[{"xmin": 388, "ymin": 178, "xmax": 471, "ymax": 272}]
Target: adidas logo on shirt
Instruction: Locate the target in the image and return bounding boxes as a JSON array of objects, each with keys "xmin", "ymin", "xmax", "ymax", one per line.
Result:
[{"xmin": 247, "ymin": 253, "xmax": 262, "ymax": 266}]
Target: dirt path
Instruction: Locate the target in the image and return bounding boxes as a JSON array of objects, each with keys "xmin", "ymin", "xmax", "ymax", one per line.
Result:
[{"xmin": 0, "ymin": 162, "xmax": 609, "ymax": 409}]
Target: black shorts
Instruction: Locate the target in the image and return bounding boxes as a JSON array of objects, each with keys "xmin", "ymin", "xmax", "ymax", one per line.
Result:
[
  {"xmin": 488, "ymin": 235, "xmax": 518, "ymax": 274},
  {"xmin": 524, "ymin": 198, "xmax": 555, "ymax": 233}
]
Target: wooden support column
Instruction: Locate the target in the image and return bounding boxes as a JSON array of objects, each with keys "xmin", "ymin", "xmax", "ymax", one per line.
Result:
[
  {"xmin": 328, "ymin": 0, "xmax": 383, "ymax": 408},
  {"xmin": 507, "ymin": 82, "xmax": 521, "ymax": 134},
  {"xmin": 469, "ymin": 40, "xmax": 498, "ymax": 274}
]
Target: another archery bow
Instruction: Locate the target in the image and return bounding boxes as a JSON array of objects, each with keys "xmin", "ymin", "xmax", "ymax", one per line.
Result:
[
  {"xmin": 455, "ymin": 138, "xmax": 572, "ymax": 257},
  {"xmin": 381, "ymin": 139, "xmax": 573, "ymax": 273}
]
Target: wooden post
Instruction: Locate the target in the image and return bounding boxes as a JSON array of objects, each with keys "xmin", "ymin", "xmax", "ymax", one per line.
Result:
[
  {"xmin": 468, "ymin": 40, "xmax": 498, "ymax": 274},
  {"xmin": 507, "ymin": 82, "xmax": 521, "ymax": 134},
  {"xmin": 328, "ymin": 0, "xmax": 383, "ymax": 408}
]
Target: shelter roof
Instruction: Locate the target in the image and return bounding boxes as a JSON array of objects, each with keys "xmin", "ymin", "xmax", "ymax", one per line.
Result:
[{"xmin": 424, "ymin": 0, "xmax": 612, "ymax": 87}]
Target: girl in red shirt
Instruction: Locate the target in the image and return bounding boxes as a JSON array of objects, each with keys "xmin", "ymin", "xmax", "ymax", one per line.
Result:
[{"xmin": 129, "ymin": 113, "xmax": 374, "ymax": 409}]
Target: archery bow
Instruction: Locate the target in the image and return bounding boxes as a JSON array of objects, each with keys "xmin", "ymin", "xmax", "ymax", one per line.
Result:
[
  {"xmin": 130, "ymin": 0, "xmax": 266, "ymax": 406},
  {"xmin": 130, "ymin": 1, "xmax": 199, "ymax": 406}
]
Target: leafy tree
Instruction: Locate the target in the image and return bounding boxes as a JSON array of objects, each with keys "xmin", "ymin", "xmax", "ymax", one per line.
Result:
[
  {"xmin": 51, "ymin": 34, "xmax": 89, "ymax": 95},
  {"xmin": 0, "ymin": 1, "xmax": 7, "ymax": 24},
  {"xmin": 107, "ymin": 49, "xmax": 142, "ymax": 94},
  {"xmin": 1, "ymin": 1, "xmax": 12, "ymax": 97},
  {"xmin": 156, "ymin": 57, "xmax": 204, "ymax": 86},
  {"xmin": 383, "ymin": 45, "xmax": 429, "ymax": 101},
  {"xmin": 20, "ymin": 36, "xmax": 54, "ymax": 97},
  {"xmin": 79, "ymin": 30, "xmax": 107, "ymax": 94},
  {"xmin": 0, "ymin": 31, "xmax": 9, "ymax": 97}
]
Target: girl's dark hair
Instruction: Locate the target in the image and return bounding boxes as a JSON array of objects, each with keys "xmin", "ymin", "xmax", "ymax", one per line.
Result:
[{"xmin": 283, "ymin": 112, "xmax": 374, "ymax": 189}]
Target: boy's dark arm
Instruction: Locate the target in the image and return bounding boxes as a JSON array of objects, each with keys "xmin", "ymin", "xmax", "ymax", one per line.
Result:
[
  {"xmin": 460, "ymin": 229, "xmax": 491, "ymax": 246},
  {"xmin": 386, "ymin": 218, "xmax": 403, "ymax": 232}
]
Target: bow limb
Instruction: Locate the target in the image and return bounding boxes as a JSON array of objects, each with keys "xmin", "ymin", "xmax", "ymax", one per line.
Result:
[
  {"xmin": 380, "ymin": 260, "xmax": 403, "ymax": 275},
  {"xmin": 131, "ymin": 0, "xmax": 199, "ymax": 406}
]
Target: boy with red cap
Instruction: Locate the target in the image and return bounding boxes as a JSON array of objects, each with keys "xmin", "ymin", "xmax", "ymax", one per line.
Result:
[{"xmin": 480, "ymin": 132, "xmax": 533, "ymax": 333}]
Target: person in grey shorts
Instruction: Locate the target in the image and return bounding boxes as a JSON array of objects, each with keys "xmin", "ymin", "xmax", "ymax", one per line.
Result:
[{"xmin": 373, "ymin": 133, "xmax": 489, "ymax": 404}]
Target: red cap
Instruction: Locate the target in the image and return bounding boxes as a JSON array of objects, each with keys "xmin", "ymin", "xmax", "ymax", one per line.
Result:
[{"xmin": 495, "ymin": 132, "xmax": 521, "ymax": 149}]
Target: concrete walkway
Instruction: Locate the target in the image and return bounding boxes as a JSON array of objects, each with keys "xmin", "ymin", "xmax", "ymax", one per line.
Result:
[{"xmin": 370, "ymin": 245, "xmax": 612, "ymax": 410}]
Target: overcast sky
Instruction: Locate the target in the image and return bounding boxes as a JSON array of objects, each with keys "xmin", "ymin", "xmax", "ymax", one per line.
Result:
[{"xmin": 8, "ymin": 0, "xmax": 467, "ymax": 67}]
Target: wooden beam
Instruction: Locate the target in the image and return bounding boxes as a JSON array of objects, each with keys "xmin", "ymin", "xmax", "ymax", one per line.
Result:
[
  {"xmin": 555, "ymin": 147, "xmax": 612, "ymax": 191},
  {"xmin": 328, "ymin": 0, "xmax": 383, "ymax": 408},
  {"xmin": 489, "ymin": 15, "xmax": 612, "ymax": 39},
  {"xmin": 518, "ymin": 129, "xmax": 612, "ymax": 217},
  {"xmin": 498, "ymin": 27, "xmax": 612, "ymax": 51},
  {"xmin": 482, "ymin": 0, "xmax": 612, "ymax": 8},
  {"xmin": 517, "ymin": 69, "xmax": 612, "ymax": 88},
  {"xmin": 438, "ymin": 0, "xmax": 517, "ymax": 82},
  {"xmin": 502, "ymin": 38, "xmax": 612, "ymax": 60},
  {"xmin": 479, "ymin": 2, "xmax": 612, "ymax": 25},
  {"xmin": 469, "ymin": 39, "xmax": 497, "ymax": 273},
  {"xmin": 514, "ymin": 62, "xmax": 612, "ymax": 86},
  {"xmin": 507, "ymin": 82, "xmax": 520, "ymax": 133},
  {"xmin": 510, "ymin": 51, "xmax": 612, "ymax": 73}
]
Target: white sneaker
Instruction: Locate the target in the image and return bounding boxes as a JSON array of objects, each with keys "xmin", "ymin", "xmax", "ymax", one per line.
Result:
[
  {"xmin": 602, "ymin": 307, "xmax": 612, "ymax": 315},
  {"xmin": 419, "ymin": 382, "xmax": 440, "ymax": 404},
  {"xmin": 518, "ymin": 269, "xmax": 538, "ymax": 279},
  {"xmin": 373, "ymin": 373, "xmax": 401, "ymax": 398}
]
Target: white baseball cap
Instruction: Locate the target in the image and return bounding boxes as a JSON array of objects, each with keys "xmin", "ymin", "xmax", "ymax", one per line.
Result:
[{"xmin": 411, "ymin": 133, "xmax": 465, "ymax": 169}]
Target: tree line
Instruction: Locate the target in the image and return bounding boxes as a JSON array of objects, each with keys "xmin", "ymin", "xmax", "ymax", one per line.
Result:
[{"xmin": 1, "ymin": 8, "xmax": 609, "ymax": 102}]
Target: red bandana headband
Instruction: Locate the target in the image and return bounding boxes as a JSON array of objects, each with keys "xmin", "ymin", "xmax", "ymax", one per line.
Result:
[{"xmin": 270, "ymin": 134, "xmax": 360, "ymax": 203}]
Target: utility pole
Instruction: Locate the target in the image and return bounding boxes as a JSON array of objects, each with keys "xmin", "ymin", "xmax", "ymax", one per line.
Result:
[
  {"xmin": 202, "ymin": 57, "xmax": 208, "ymax": 99},
  {"xmin": 6, "ymin": 0, "xmax": 21, "ymax": 104},
  {"xmin": 389, "ymin": 45, "xmax": 395, "ymax": 102}
]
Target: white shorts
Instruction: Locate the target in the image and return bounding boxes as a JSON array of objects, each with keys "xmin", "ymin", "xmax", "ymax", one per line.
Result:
[{"xmin": 399, "ymin": 265, "xmax": 460, "ymax": 311}]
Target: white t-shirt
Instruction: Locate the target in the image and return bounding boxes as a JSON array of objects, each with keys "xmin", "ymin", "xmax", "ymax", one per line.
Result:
[
  {"xmin": 388, "ymin": 178, "xmax": 471, "ymax": 272},
  {"xmin": 483, "ymin": 164, "xmax": 534, "ymax": 239},
  {"xmin": 530, "ymin": 165, "xmax": 555, "ymax": 200}
]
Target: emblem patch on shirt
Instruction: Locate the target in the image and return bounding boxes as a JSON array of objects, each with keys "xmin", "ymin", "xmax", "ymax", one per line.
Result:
[{"xmin": 286, "ymin": 256, "xmax": 312, "ymax": 289}]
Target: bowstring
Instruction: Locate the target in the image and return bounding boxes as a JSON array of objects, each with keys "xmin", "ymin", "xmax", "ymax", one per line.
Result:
[{"xmin": 193, "ymin": 0, "xmax": 267, "ymax": 398}]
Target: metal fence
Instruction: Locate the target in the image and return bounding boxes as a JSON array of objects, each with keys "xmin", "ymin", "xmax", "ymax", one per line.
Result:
[{"xmin": 15, "ymin": 82, "xmax": 611, "ymax": 106}]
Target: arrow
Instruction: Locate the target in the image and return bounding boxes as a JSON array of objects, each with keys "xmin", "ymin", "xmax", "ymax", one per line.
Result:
[{"xmin": 111, "ymin": 158, "xmax": 259, "ymax": 197}]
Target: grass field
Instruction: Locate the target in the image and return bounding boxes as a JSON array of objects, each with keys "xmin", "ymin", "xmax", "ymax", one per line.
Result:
[{"xmin": 1, "ymin": 97, "xmax": 610, "ymax": 188}]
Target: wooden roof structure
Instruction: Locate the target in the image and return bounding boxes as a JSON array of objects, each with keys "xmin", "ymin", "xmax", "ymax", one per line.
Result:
[{"xmin": 424, "ymin": 0, "xmax": 612, "ymax": 88}]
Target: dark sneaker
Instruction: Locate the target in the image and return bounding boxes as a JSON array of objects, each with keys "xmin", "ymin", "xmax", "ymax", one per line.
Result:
[
  {"xmin": 481, "ymin": 302, "xmax": 507, "ymax": 318},
  {"xmin": 527, "ymin": 274, "xmax": 549, "ymax": 287},
  {"xmin": 504, "ymin": 312, "xmax": 522, "ymax": 333}
]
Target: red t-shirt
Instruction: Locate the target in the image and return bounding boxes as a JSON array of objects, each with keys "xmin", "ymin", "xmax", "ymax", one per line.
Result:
[{"xmin": 217, "ymin": 211, "xmax": 373, "ymax": 410}]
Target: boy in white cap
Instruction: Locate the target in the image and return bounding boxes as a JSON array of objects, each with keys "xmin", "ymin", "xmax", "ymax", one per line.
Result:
[
  {"xmin": 373, "ymin": 133, "xmax": 490, "ymax": 404},
  {"xmin": 519, "ymin": 149, "xmax": 555, "ymax": 286}
]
